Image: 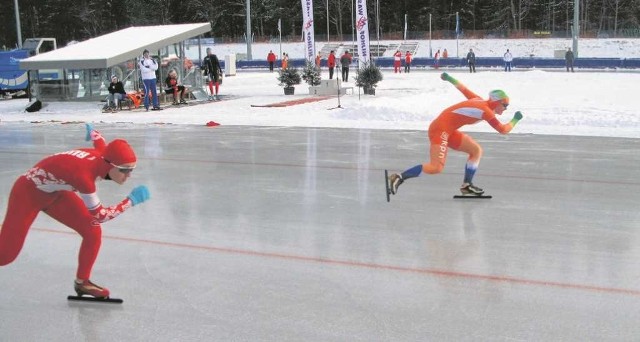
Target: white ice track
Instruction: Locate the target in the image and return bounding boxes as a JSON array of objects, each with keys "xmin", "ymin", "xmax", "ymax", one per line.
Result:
[{"xmin": 0, "ymin": 124, "xmax": 639, "ymax": 341}]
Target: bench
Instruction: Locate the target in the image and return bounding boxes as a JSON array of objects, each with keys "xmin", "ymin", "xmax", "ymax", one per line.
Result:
[{"xmin": 160, "ymin": 85, "xmax": 194, "ymax": 104}]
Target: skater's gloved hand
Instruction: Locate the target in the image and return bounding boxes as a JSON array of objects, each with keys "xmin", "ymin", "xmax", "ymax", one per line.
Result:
[
  {"xmin": 85, "ymin": 123, "xmax": 102, "ymax": 142},
  {"xmin": 85, "ymin": 123, "xmax": 94, "ymax": 141},
  {"xmin": 513, "ymin": 111, "xmax": 523, "ymax": 121},
  {"xmin": 128, "ymin": 185, "xmax": 150, "ymax": 206},
  {"xmin": 510, "ymin": 111, "xmax": 523, "ymax": 126},
  {"xmin": 440, "ymin": 72, "xmax": 457, "ymax": 84}
]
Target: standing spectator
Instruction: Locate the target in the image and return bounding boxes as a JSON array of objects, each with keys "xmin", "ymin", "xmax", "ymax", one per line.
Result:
[
  {"xmin": 202, "ymin": 47, "xmax": 222, "ymax": 101},
  {"xmin": 467, "ymin": 48, "xmax": 476, "ymax": 73},
  {"xmin": 315, "ymin": 52, "xmax": 322, "ymax": 68},
  {"xmin": 565, "ymin": 47, "xmax": 575, "ymax": 72},
  {"xmin": 106, "ymin": 75, "xmax": 126, "ymax": 111},
  {"xmin": 340, "ymin": 50, "xmax": 352, "ymax": 82},
  {"xmin": 503, "ymin": 49, "xmax": 513, "ymax": 72},
  {"xmin": 393, "ymin": 50, "xmax": 402, "ymax": 73},
  {"xmin": 434, "ymin": 49, "xmax": 441, "ymax": 69},
  {"xmin": 139, "ymin": 49, "xmax": 161, "ymax": 111},
  {"xmin": 281, "ymin": 53, "xmax": 289, "ymax": 69},
  {"xmin": 404, "ymin": 51, "xmax": 412, "ymax": 73},
  {"xmin": 164, "ymin": 70, "xmax": 188, "ymax": 105},
  {"xmin": 267, "ymin": 50, "xmax": 276, "ymax": 72},
  {"xmin": 327, "ymin": 50, "xmax": 336, "ymax": 79},
  {"xmin": 443, "ymin": 48, "xmax": 449, "ymax": 59}
]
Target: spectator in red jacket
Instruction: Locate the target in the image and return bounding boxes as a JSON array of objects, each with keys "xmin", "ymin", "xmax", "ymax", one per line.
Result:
[
  {"xmin": 267, "ymin": 50, "xmax": 276, "ymax": 72},
  {"xmin": 393, "ymin": 50, "xmax": 402, "ymax": 73},
  {"xmin": 327, "ymin": 50, "xmax": 336, "ymax": 79},
  {"xmin": 404, "ymin": 51, "xmax": 412, "ymax": 73}
]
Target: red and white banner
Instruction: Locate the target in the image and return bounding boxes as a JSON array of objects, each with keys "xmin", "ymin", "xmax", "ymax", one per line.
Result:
[
  {"xmin": 355, "ymin": 0, "xmax": 371, "ymax": 65},
  {"xmin": 301, "ymin": 0, "xmax": 315, "ymax": 62}
]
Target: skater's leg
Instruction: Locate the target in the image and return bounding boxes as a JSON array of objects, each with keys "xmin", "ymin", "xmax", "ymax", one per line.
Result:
[
  {"xmin": 389, "ymin": 130, "xmax": 450, "ymax": 194},
  {"xmin": 450, "ymin": 133, "xmax": 482, "ymax": 185},
  {"xmin": 0, "ymin": 177, "xmax": 47, "ymax": 266},
  {"xmin": 450, "ymin": 133, "xmax": 484, "ymax": 194},
  {"xmin": 43, "ymin": 192, "xmax": 102, "ymax": 281}
]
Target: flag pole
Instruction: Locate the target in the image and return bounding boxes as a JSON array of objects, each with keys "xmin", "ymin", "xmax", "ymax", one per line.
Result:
[
  {"xmin": 278, "ymin": 18, "xmax": 282, "ymax": 64},
  {"xmin": 456, "ymin": 12, "xmax": 459, "ymax": 58}
]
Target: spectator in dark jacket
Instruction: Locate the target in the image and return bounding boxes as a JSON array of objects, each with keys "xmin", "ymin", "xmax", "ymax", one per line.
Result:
[
  {"xmin": 107, "ymin": 75, "xmax": 126, "ymax": 111},
  {"xmin": 565, "ymin": 47, "xmax": 575, "ymax": 72},
  {"xmin": 202, "ymin": 48, "xmax": 222, "ymax": 101},
  {"xmin": 340, "ymin": 50, "xmax": 352, "ymax": 82},
  {"xmin": 466, "ymin": 48, "xmax": 476, "ymax": 73}
]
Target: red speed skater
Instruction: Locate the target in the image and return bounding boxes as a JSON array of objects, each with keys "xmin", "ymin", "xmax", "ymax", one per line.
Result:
[{"xmin": 0, "ymin": 124, "xmax": 150, "ymax": 299}]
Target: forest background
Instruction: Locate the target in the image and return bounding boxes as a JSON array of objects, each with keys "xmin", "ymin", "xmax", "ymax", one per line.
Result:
[{"xmin": 2, "ymin": 0, "xmax": 640, "ymax": 49}]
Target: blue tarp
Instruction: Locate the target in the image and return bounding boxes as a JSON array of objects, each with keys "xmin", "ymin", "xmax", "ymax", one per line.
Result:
[{"xmin": 0, "ymin": 49, "xmax": 29, "ymax": 91}]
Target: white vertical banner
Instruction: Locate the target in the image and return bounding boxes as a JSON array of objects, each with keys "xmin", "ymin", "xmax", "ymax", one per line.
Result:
[
  {"xmin": 355, "ymin": 0, "xmax": 371, "ymax": 65},
  {"xmin": 301, "ymin": 0, "xmax": 315, "ymax": 62}
]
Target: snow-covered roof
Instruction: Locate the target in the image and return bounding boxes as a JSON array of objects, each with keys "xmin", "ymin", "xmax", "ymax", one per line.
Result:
[{"xmin": 19, "ymin": 23, "xmax": 211, "ymax": 70}]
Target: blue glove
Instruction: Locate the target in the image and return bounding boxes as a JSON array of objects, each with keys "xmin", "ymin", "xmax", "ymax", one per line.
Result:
[
  {"xmin": 128, "ymin": 185, "xmax": 150, "ymax": 206},
  {"xmin": 85, "ymin": 123, "xmax": 94, "ymax": 141}
]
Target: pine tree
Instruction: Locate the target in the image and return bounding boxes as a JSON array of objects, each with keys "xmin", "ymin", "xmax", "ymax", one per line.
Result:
[{"xmin": 301, "ymin": 61, "xmax": 321, "ymax": 86}]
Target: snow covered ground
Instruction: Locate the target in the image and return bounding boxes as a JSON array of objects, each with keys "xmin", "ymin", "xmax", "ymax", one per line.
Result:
[{"xmin": 1, "ymin": 38, "xmax": 639, "ymax": 139}]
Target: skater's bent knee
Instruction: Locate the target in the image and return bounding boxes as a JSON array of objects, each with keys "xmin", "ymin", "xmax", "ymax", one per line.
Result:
[{"xmin": 422, "ymin": 163, "xmax": 444, "ymax": 174}]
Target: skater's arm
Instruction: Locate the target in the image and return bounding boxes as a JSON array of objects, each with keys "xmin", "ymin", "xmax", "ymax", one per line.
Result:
[
  {"xmin": 79, "ymin": 186, "xmax": 150, "ymax": 223},
  {"xmin": 441, "ymin": 72, "xmax": 480, "ymax": 99},
  {"xmin": 79, "ymin": 192, "xmax": 131, "ymax": 223},
  {"xmin": 487, "ymin": 111, "xmax": 523, "ymax": 134},
  {"xmin": 85, "ymin": 124, "xmax": 106, "ymax": 151}
]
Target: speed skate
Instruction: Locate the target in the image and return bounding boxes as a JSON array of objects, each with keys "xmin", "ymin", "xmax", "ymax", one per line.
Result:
[
  {"xmin": 67, "ymin": 295, "xmax": 123, "ymax": 304},
  {"xmin": 453, "ymin": 194, "xmax": 492, "ymax": 199}
]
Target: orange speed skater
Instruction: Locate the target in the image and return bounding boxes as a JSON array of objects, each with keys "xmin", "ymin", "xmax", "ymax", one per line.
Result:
[{"xmin": 388, "ymin": 72, "xmax": 524, "ymax": 196}]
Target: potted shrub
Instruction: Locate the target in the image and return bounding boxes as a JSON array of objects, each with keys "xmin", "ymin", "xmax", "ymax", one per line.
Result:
[
  {"xmin": 302, "ymin": 61, "xmax": 321, "ymax": 87},
  {"xmin": 277, "ymin": 66, "xmax": 302, "ymax": 95},
  {"xmin": 355, "ymin": 62, "xmax": 383, "ymax": 95}
]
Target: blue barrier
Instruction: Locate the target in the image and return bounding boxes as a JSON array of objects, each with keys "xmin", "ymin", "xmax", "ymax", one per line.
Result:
[{"xmin": 228, "ymin": 57, "xmax": 640, "ymax": 70}]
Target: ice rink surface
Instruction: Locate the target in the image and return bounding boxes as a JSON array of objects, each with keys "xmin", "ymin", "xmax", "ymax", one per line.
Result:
[{"xmin": 0, "ymin": 123, "xmax": 639, "ymax": 341}]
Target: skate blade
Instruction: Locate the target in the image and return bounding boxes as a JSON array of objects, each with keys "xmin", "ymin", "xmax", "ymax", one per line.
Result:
[
  {"xmin": 384, "ymin": 170, "xmax": 391, "ymax": 202},
  {"xmin": 67, "ymin": 295, "xmax": 123, "ymax": 304},
  {"xmin": 453, "ymin": 194, "xmax": 492, "ymax": 199}
]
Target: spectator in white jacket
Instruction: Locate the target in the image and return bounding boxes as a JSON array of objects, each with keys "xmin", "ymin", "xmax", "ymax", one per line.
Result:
[
  {"xmin": 503, "ymin": 49, "xmax": 513, "ymax": 72},
  {"xmin": 139, "ymin": 49, "xmax": 161, "ymax": 111}
]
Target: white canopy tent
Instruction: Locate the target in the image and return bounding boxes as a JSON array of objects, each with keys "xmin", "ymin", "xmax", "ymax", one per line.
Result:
[
  {"xmin": 20, "ymin": 23, "xmax": 211, "ymax": 102},
  {"xmin": 20, "ymin": 23, "xmax": 211, "ymax": 70}
]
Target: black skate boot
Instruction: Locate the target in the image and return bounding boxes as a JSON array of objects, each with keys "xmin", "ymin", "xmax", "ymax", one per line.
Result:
[
  {"xmin": 388, "ymin": 173, "xmax": 404, "ymax": 195},
  {"xmin": 74, "ymin": 279, "xmax": 110, "ymax": 298},
  {"xmin": 460, "ymin": 183, "xmax": 484, "ymax": 195}
]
